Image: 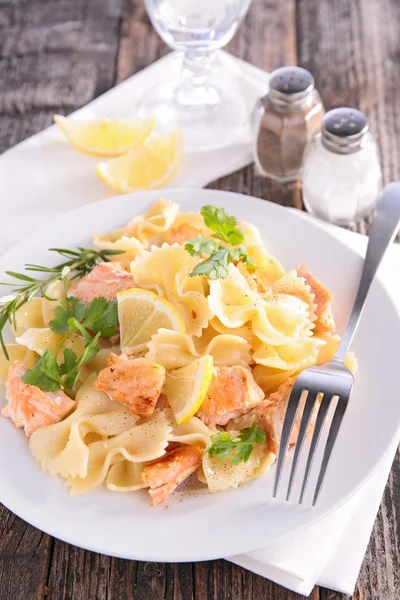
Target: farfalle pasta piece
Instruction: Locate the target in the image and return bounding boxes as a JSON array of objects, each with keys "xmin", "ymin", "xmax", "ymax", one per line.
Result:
[
  {"xmin": 146, "ymin": 329, "xmax": 252, "ymax": 370},
  {"xmin": 29, "ymin": 377, "xmax": 139, "ymax": 479},
  {"xmin": 270, "ymin": 270, "xmax": 317, "ymax": 322},
  {"xmin": 93, "ymin": 236, "xmax": 143, "ymax": 267},
  {"xmin": 202, "ymin": 444, "xmax": 275, "ymax": 493},
  {"xmin": 167, "ymin": 408, "xmax": 214, "ymax": 447},
  {"xmin": 78, "ymin": 346, "xmax": 121, "ymax": 382},
  {"xmin": 67, "ymin": 409, "xmax": 173, "ymax": 494},
  {"xmin": 41, "ymin": 280, "xmax": 65, "ymax": 326},
  {"xmin": 0, "ymin": 344, "xmax": 37, "ymax": 384},
  {"xmin": 208, "ymin": 264, "xmax": 312, "ymax": 346},
  {"xmin": 240, "ymin": 221, "xmax": 285, "ymax": 285},
  {"xmin": 252, "ymin": 333, "xmax": 358, "ymax": 397},
  {"xmin": 164, "ymin": 211, "xmax": 211, "ymax": 245},
  {"xmin": 13, "ymin": 298, "xmax": 45, "ymax": 336},
  {"xmin": 106, "ymin": 462, "xmax": 148, "ymax": 492},
  {"xmin": 314, "ymin": 332, "xmax": 358, "ymax": 374},
  {"xmin": 252, "ymin": 364, "xmax": 297, "ymax": 395},
  {"xmin": 252, "ymin": 335, "xmax": 326, "ymax": 371},
  {"xmin": 93, "ymin": 199, "xmax": 179, "ymax": 249},
  {"xmin": 209, "ymin": 317, "xmax": 259, "ymax": 347},
  {"xmin": 105, "ymin": 410, "xmax": 213, "ymax": 493},
  {"xmin": 16, "ymin": 328, "xmax": 86, "ymax": 357},
  {"xmin": 131, "ymin": 244, "xmax": 212, "ymax": 337}
]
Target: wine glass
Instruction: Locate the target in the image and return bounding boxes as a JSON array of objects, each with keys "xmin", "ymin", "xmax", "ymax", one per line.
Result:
[{"xmin": 139, "ymin": 0, "xmax": 253, "ymax": 150}]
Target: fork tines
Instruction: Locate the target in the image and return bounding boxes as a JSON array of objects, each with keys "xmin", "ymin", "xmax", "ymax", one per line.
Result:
[{"xmin": 273, "ymin": 381, "xmax": 348, "ymax": 506}]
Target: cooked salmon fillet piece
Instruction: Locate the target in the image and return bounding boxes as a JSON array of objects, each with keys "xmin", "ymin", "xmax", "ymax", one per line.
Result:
[
  {"xmin": 197, "ymin": 365, "xmax": 265, "ymax": 426},
  {"xmin": 296, "ymin": 264, "xmax": 335, "ymax": 332},
  {"xmin": 253, "ymin": 377, "xmax": 320, "ymax": 454},
  {"xmin": 1, "ymin": 361, "xmax": 75, "ymax": 438},
  {"xmin": 167, "ymin": 224, "xmax": 202, "ymax": 245},
  {"xmin": 94, "ymin": 354, "xmax": 166, "ymax": 417},
  {"xmin": 68, "ymin": 262, "xmax": 135, "ymax": 304},
  {"xmin": 141, "ymin": 445, "xmax": 204, "ymax": 506}
]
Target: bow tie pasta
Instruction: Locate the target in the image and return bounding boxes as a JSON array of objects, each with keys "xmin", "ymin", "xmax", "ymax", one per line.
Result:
[{"xmin": 0, "ymin": 198, "xmax": 357, "ymax": 507}]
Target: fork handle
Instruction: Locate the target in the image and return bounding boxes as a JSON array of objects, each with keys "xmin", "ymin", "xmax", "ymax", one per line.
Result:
[{"xmin": 336, "ymin": 182, "xmax": 400, "ymax": 361}]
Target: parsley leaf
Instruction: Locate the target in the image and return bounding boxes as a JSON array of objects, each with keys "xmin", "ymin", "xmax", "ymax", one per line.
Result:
[
  {"xmin": 63, "ymin": 332, "xmax": 101, "ymax": 391},
  {"xmin": 184, "ymin": 237, "xmax": 218, "ymax": 257},
  {"xmin": 22, "ymin": 349, "xmax": 62, "ymax": 392},
  {"xmin": 185, "ymin": 206, "xmax": 255, "ymax": 279},
  {"xmin": 201, "ymin": 205, "xmax": 244, "ymax": 246},
  {"xmin": 49, "ymin": 297, "xmax": 86, "ymax": 334},
  {"xmin": 188, "ymin": 246, "xmax": 232, "ymax": 279},
  {"xmin": 82, "ymin": 297, "xmax": 118, "ymax": 338},
  {"xmin": 206, "ymin": 422, "xmax": 266, "ymax": 464},
  {"xmin": 59, "ymin": 348, "xmax": 78, "ymax": 375},
  {"xmin": 49, "ymin": 296, "xmax": 118, "ymax": 339}
]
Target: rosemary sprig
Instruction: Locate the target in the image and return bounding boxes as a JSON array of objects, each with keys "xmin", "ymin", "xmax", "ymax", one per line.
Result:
[{"xmin": 0, "ymin": 247, "xmax": 123, "ymax": 360}]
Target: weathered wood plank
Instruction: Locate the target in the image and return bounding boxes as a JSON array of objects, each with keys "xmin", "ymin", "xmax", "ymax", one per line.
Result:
[{"xmin": 0, "ymin": 0, "xmax": 124, "ymax": 154}]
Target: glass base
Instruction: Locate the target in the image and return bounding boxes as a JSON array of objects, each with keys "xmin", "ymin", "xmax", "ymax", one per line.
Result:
[{"xmin": 137, "ymin": 79, "xmax": 247, "ymax": 151}]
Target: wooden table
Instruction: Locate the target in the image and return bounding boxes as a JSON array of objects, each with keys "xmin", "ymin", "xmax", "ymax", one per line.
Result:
[{"xmin": 0, "ymin": 1, "xmax": 399, "ymax": 598}]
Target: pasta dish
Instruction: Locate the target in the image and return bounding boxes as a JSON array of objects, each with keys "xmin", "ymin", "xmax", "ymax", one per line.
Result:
[{"xmin": 0, "ymin": 200, "xmax": 357, "ymax": 506}]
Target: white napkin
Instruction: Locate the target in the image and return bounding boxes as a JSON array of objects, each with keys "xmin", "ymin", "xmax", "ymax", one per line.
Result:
[{"xmin": 0, "ymin": 51, "xmax": 398, "ymax": 597}]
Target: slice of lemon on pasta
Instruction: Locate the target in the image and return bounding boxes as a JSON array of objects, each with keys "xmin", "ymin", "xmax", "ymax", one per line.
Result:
[
  {"xmin": 96, "ymin": 126, "xmax": 182, "ymax": 193},
  {"xmin": 54, "ymin": 114, "xmax": 155, "ymax": 156},
  {"xmin": 164, "ymin": 355, "xmax": 214, "ymax": 425},
  {"xmin": 117, "ymin": 288, "xmax": 186, "ymax": 354}
]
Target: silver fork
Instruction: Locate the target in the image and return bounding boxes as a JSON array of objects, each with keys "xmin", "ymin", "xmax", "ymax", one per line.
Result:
[{"xmin": 273, "ymin": 182, "xmax": 400, "ymax": 506}]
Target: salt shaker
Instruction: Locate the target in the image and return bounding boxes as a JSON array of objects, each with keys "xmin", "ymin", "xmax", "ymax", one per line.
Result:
[
  {"xmin": 252, "ymin": 66, "xmax": 325, "ymax": 182},
  {"xmin": 302, "ymin": 107, "xmax": 382, "ymax": 225}
]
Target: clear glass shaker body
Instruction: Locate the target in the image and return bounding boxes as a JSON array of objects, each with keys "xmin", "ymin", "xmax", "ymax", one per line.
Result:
[
  {"xmin": 252, "ymin": 67, "xmax": 325, "ymax": 183},
  {"xmin": 302, "ymin": 131, "xmax": 382, "ymax": 226}
]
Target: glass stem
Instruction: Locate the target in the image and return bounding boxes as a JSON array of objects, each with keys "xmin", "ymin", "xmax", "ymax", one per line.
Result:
[{"xmin": 175, "ymin": 50, "xmax": 220, "ymax": 108}]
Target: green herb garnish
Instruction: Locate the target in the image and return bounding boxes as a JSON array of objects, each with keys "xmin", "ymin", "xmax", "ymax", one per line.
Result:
[
  {"xmin": 184, "ymin": 206, "xmax": 254, "ymax": 279},
  {"xmin": 200, "ymin": 205, "xmax": 245, "ymax": 246},
  {"xmin": 49, "ymin": 296, "xmax": 118, "ymax": 339},
  {"xmin": 0, "ymin": 247, "xmax": 122, "ymax": 359},
  {"xmin": 22, "ymin": 295, "xmax": 118, "ymax": 393},
  {"xmin": 207, "ymin": 422, "xmax": 266, "ymax": 464}
]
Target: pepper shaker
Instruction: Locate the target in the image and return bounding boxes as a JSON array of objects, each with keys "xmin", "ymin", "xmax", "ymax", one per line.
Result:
[
  {"xmin": 252, "ymin": 66, "xmax": 325, "ymax": 182},
  {"xmin": 302, "ymin": 107, "xmax": 382, "ymax": 225}
]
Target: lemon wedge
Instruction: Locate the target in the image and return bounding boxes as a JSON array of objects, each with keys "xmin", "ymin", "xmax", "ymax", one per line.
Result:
[
  {"xmin": 54, "ymin": 114, "xmax": 155, "ymax": 156},
  {"xmin": 164, "ymin": 355, "xmax": 214, "ymax": 425},
  {"xmin": 96, "ymin": 126, "xmax": 182, "ymax": 193},
  {"xmin": 117, "ymin": 288, "xmax": 186, "ymax": 354}
]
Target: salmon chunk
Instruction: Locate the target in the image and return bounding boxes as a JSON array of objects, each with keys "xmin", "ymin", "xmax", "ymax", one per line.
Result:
[
  {"xmin": 197, "ymin": 365, "xmax": 265, "ymax": 426},
  {"xmin": 141, "ymin": 445, "xmax": 204, "ymax": 506},
  {"xmin": 254, "ymin": 377, "xmax": 320, "ymax": 454},
  {"xmin": 94, "ymin": 354, "xmax": 165, "ymax": 417},
  {"xmin": 68, "ymin": 262, "xmax": 135, "ymax": 304},
  {"xmin": 1, "ymin": 361, "xmax": 75, "ymax": 438},
  {"xmin": 167, "ymin": 224, "xmax": 202, "ymax": 245},
  {"xmin": 297, "ymin": 264, "xmax": 335, "ymax": 332}
]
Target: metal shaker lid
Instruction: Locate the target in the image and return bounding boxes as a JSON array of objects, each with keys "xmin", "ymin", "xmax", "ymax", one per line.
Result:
[
  {"xmin": 269, "ymin": 67, "xmax": 315, "ymax": 104},
  {"xmin": 321, "ymin": 108, "xmax": 369, "ymax": 154}
]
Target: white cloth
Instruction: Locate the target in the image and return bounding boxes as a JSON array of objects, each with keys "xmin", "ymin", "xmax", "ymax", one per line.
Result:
[{"xmin": 0, "ymin": 51, "xmax": 398, "ymax": 597}]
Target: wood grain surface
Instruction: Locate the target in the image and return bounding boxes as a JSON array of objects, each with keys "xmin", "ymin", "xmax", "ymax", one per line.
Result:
[{"xmin": 0, "ymin": 0, "xmax": 399, "ymax": 599}]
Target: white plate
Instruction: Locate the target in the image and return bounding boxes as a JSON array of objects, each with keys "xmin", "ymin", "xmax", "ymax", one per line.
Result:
[{"xmin": 1, "ymin": 189, "xmax": 399, "ymax": 562}]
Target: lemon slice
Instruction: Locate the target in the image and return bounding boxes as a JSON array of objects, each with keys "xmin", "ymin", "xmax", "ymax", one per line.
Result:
[
  {"xmin": 54, "ymin": 114, "xmax": 155, "ymax": 156},
  {"xmin": 96, "ymin": 126, "xmax": 182, "ymax": 193},
  {"xmin": 117, "ymin": 288, "xmax": 186, "ymax": 354},
  {"xmin": 164, "ymin": 355, "xmax": 214, "ymax": 425}
]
